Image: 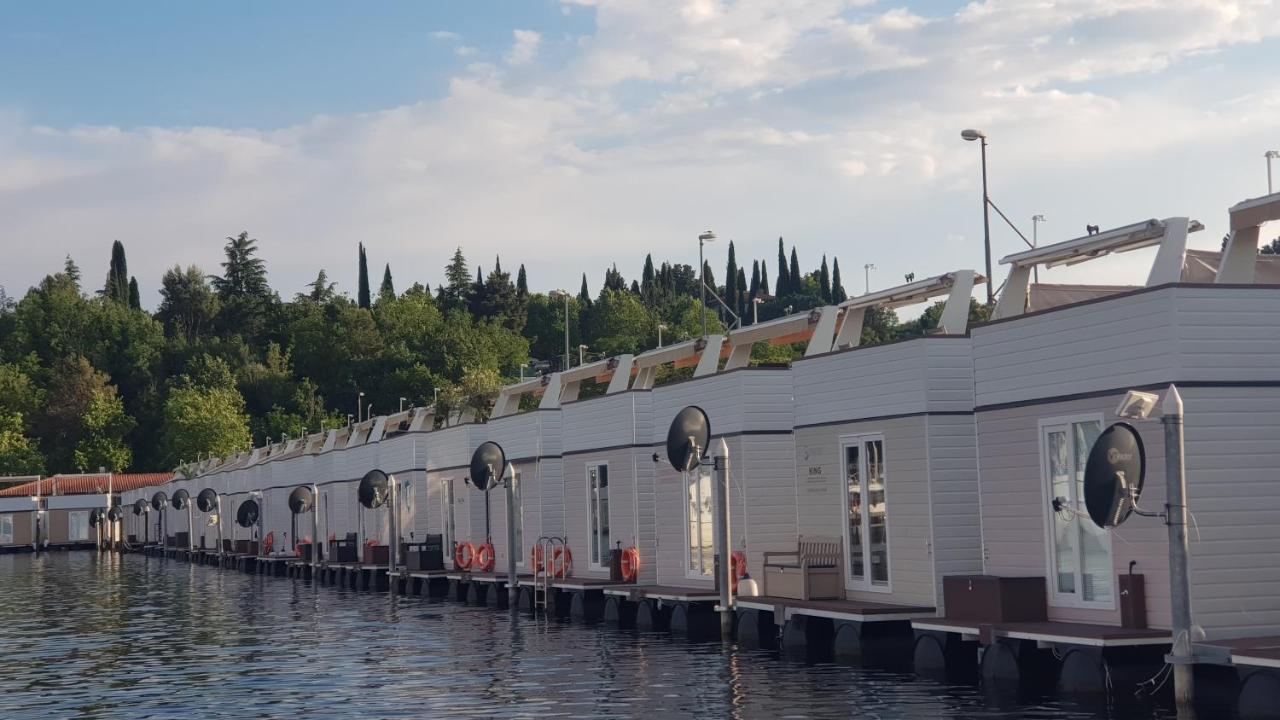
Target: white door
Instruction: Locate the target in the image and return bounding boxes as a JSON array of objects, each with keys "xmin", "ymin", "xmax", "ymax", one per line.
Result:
[
  {"xmin": 1041, "ymin": 418, "xmax": 1112, "ymax": 608},
  {"xmin": 841, "ymin": 435, "xmax": 890, "ymax": 592}
]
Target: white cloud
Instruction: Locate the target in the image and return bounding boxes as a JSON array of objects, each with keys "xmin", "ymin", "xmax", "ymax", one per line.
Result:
[
  {"xmin": 507, "ymin": 29, "xmax": 542, "ymax": 65},
  {"xmin": 3, "ymin": 1, "xmax": 1280, "ymax": 304},
  {"xmin": 430, "ymin": 30, "xmax": 460, "ymax": 41}
]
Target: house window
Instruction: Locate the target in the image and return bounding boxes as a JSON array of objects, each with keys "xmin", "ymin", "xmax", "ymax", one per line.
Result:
[
  {"xmin": 511, "ymin": 468, "xmax": 524, "ymax": 566},
  {"xmin": 0, "ymin": 515, "xmax": 12, "ymax": 545},
  {"xmin": 68, "ymin": 511, "xmax": 90, "ymax": 542},
  {"xmin": 441, "ymin": 478, "xmax": 455, "ymax": 557},
  {"xmin": 587, "ymin": 464, "xmax": 610, "ymax": 569},
  {"xmin": 685, "ymin": 466, "xmax": 714, "ymax": 578},
  {"xmin": 842, "ymin": 435, "xmax": 890, "ymax": 591},
  {"xmin": 1042, "ymin": 418, "xmax": 1112, "ymax": 607}
]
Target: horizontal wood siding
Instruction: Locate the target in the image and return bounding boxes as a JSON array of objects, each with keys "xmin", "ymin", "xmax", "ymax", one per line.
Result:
[
  {"xmin": 563, "ymin": 394, "xmax": 637, "ymax": 453},
  {"xmin": 926, "ymin": 413, "xmax": 983, "ymax": 610},
  {"xmin": 793, "ymin": 342, "xmax": 931, "ymax": 427}
]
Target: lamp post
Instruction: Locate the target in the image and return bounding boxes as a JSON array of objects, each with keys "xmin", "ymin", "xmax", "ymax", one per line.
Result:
[
  {"xmin": 863, "ymin": 263, "xmax": 876, "ymax": 294},
  {"xmin": 698, "ymin": 231, "xmax": 716, "ymax": 337},
  {"xmin": 657, "ymin": 323, "xmax": 668, "ymax": 348},
  {"xmin": 519, "ymin": 363, "xmax": 528, "ymax": 381},
  {"xmin": 550, "ymin": 290, "xmax": 571, "ymax": 371},
  {"xmin": 1268, "ymin": 151, "xmax": 1279, "ymax": 195},
  {"xmin": 357, "ymin": 391, "xmax": 366, "ymax": 423},
  {"xmin": 752, "ymin": 297, "xmax": 763, "ymax": 324},
  {"xmin": 578, "ymin": 344, "xmax": 588, "ymax": 366},
  {"xmin": 961, "ymin": 129, "xmax": 995, "ymax": 305},
  {"xmin": 1032, "ymin": 214, "xmax": 1045, "ymax": 284},
  {"xmin": 399, "ymin": 397, "xmax": 408, "ymax": 413}
]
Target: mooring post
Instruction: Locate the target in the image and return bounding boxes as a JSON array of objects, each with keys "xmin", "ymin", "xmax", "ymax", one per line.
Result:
[
  {"xmin": 713, "ymin": 438, "xmax": 733, "ymax": 640},
  {"xmin": 388, "ymin": 474, "xmax": 399, "ymax": 581},
  {"xmin": 1162, "ymin": 385, "xmax": 1196, "ymax": 716},
  {"xmin": 505, "ymin": 463, "xmax": 519, "ymax": 609}
]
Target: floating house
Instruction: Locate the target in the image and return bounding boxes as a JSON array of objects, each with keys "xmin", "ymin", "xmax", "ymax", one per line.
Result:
[{"xmin": 913, "ymin": 199, "xmax": 1280, "ymax": 695}]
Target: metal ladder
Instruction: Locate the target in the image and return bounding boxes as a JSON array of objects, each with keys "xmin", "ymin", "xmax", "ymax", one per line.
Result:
[{"xmin": 533, "ymin": 535, "xmax": 566, "ymax": 612}]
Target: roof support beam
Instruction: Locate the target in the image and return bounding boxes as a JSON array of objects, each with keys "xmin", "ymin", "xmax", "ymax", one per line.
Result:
[
  {"xmin": 1147, "ymin": 217, "xmax": 1190, "ymax": 286},
  {"xmin": 936, "ymin": 270, "xmax": 977, "ymax": 333}
]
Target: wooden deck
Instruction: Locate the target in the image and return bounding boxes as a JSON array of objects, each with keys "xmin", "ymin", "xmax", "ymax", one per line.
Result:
[
  {"xmin": 602, "ymin": 584, "xmax": 720, "ymax": 602},
  {"xmin": 912, "ymin": 617, "xmax": 1171, "ymax": 648},
  {"xmin": 1198, "ymin": 636, "xmax": 1280, "ymax": 669},
  {"xmin": 738, "ymin": 595, "xmax": 934, "ymax": 623},
  {"xmin": 445, "ymin": 571, "xmax": 532, "ymax": 584}
]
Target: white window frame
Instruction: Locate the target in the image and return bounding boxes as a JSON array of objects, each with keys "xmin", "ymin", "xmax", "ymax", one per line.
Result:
[
  {"xmin": 68, "ymin": 510, "xmax": 90, "ymax": 542},
  {"xmin": 682, "ymin": 465, "xmax": 715, "ymax": 581},
  {"xmin": 1038, "ymin": 413, "xmax": 1115, "ymax": 611},
  {"xmin": 441, "ymin": 477, "xmax": 455, "ymax": 557},
  {"xmin": 511, "ymin": 466, "xmax": 525, "ymax": 569},
  {"xmin": 839, "ymin": 433, "xmax": 892, "ymax": 594},
  {"xmin": 585, "ymin": 461, "xmax": 611, "ymax": 572},
  {"xmin": 0, "ymin": 514, "xmax": 13, "ymax": 545}
]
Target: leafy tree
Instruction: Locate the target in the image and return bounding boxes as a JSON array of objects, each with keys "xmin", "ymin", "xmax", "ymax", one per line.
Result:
[
  {"xmin": 479, "ymin": 258, "xmax": 524, "ymax": 331},
  {"xmin": 523, "ymin": 293, "xmax": 581, "ymax": 367},
  {"xmin": 775, "ymin": 238, "xmax": 789, "ymax": 296},
  {"xmin": 0, "ymin": 412, "xmax": 44, "ymax": 475},
  {"xmin": 104, "ymin": 240, "xmax": 130, "ymax": 304},
  {"xmin": 603, "ymin": 264, "xmax": 626, "ymax": 293},
  {"xmin": 1263, "ymin": 237, "xmax": 1280, "ymax": 255},
  {"xmin": 211, "ymin": 231, "xmax": 274, "ymax": 340},
  {"xmin": 831, "ymin": 258, "xmax": 847, "ymax": 303},
  {"xmin": 439, "ymin": 248, "xmax": 471, "ymax": 311},
  {"xmin": 303, "ymin": 269, "xmax": 338, "ymax": 304},
  {"xmin": 582, "ymin": 289, "xmax": 656, "ymax": 356},
  {"xmin": 435, "ymin": 367, "xmax": 504, "ymax": 424},
  {"xmin": 819, "ymin": 255, "xmax": 831, "ymax": 303},
  {"xmin": 157, "ymin": 265, "xmax": 216, "ymax": 341},
  {"xmin": 63, "ymin": 255, "xmax": 81, "ymax": 290},
  {"xmin": 0, "ymin": 360, "xmax": 44, "ymax": 421},
  {"xmin": 73, "ymin": 387, "xmax": 135, "ymax": 472},
  {"xmin": 160, "ymin": 381, "xmax": 251, "ymax": 467},
  {"xmin": 358, "ymin": 243, "xmax": 372, "ymax": 309},
  {"xmin": 379, "ymin": 263, "xmax": 395, "ymax": 302}
]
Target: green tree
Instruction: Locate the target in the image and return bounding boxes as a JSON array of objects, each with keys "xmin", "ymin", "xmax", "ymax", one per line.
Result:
[
  {"xmin": 788, "ymin": 247, "xmax": 802, "ymax": 296},
  {"xmin": 479, "ymin": 258, "xmax": 524, "ymax": 331},
  {"xmin": 63, "ymin": 255, "xmax": 81, "ymax": 290},
  {"xmin": 103, "ymin": 239, "xmax": 130, "ymax": 304},
  {"xmin": 73, "ymin": 387, "xmax": 135, "ymax": 472},
  {"xmin": 760, "ymin": 259, "xmax": 770, "ymax": 296},
  {"xmin": 302, "ymin": 268, "xmax": 338, "ymax": 304},
  {"xmin": 157, "ymin": 265, "xmax": 216, "ymax": 341},
  {"xmin": 0, "ymin": 412, "xmax": 44, "ymax": 475},
  {"xmin": 0, "ymin": 360, "xmax": 44, "ymax": 421},
  {"xmin": 831, "ymin": 258, "xmax": 847, "ymax": 303},
  {"xmin": 439, "ymin": 248, "xmax": 471, "ymax": 311},
  {"xmin": 128, "ymin": 277, "xmax": 141, "ymax": 309},
  {"xmin": 724, "ymin": 240, "xmax": 739, "ymax": 319},
  {"xmin": 578, "ymin": 273, "xmax": 591, "ymax": 306},
  {"xmin": 516, "ymin": 264, "xmax": 529, "ymax": 297},
  {"xmin": 582, "ymin": 289, "xmax": 656, "ymax": 356},
  {"xmin": 641, "ymin": 254, "xmax": 656, "ymax": 300},
  {"xmin": 775, "ymin": 238, "xmax": 789, "ymax": 296},
  {"xmin": 211, "ymin": 231, "xmax": 274, "ymax": 340},
  {"xmin": 819, "ymin": 255, "xmax": 831, "ymax": 303},
  {"xmin": 379, "ymin": 263, "xmax": 395, "ymax": 303},
  {"xmin": 358, "ymin": 243, "xmax": 372, "ymax": 309},
  {"xmin": 160, "ymin": 383, "xmax": 252, "ymax": 467},
  {"xmin": 749, "ymin": 260, "xmax": 760, "ymax": 300}
]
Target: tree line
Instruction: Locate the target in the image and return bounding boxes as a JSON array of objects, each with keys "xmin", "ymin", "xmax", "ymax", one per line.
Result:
[{"xmin": 0, "ymin": 232, "xmax": 960, "ymax": 476}]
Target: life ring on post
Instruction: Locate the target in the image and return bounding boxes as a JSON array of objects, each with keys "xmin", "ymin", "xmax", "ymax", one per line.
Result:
[
  {"xmin": 530, "ymin": 545, "xmax": 545, "ymax": 573},
  {"xmin": 476, "ymin": 542, "xmax": 495, "ymax": 572},
  {"xmin": 730, "ymin": 551, "xmax": 748, "ymax": 594},
  {"xmin": 620, "ymin": 546, "xmax": 640, "ymax": 583},
  {"xmin": 455, "ymin": 541, "xmax": 475, "ymax": 571},
  {"xmin": 263, "ymin": 532, "xmax": 274, "ymax": 555},
  {"xmin": 551, "ymin": 546, "xmax": 573, "ymax": 579}
]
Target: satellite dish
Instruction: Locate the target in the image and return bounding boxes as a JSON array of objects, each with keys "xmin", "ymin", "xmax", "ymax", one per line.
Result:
[
  {"xmin": 1084, "ymin": 422, "xmax": 1146, "ymax": 528},
  {"xmin": 358, "ymin": 470, "xmax": 389, "ymax": 509},
  {"xmin": 171, "ymin": 489, "xmax": 190, "ymax": 510},
  {"xmin": 196, "ymin": 488, "xmax": 219, "ymax": 513},
  {"xmin": 666, "ymin": 406, "xmax": 711, "ymax": 472},
  {"xmin": 107, "ymin": 506, "xmax": 122, "ymax": 523},
  {"xmin": 288, "ymin": 485, "xmax": 314, "ymax": 514},
  {"xmin": 151, "ymin": 491, "xmax": 169, "ymax": 512},
  {"xmin": 236, "ymin": 499, "xmax": 259, "ymax": 528},
  {"xmin": 469, "ymin": 442, "xmax": 506, "ymax": 492},
  {"xmin": 133, "ymin": 499, "xmax": 148, "ymax": 516},
  {"xmin": 89, "ymin": 508, "xmax": 105, "ymax": 527}
]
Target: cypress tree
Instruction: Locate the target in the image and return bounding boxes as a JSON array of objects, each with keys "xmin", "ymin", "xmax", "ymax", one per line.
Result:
[
  {"xmin": 104, "ymin": 239, "xmax": 130, "ymax": 303},
  {"xmin": 820, "ymin": 255, "xmax": 831, "ymax": 303},
  {"xmin": 831, "ymin": 258, "xmax": 847, "ymax": 303},
  {"xmin": 760, "ymin": 260, "xmax": 770, "ymax": 296},
  {"xmin": 789, "ymin": 247, "xmax": 802, "ymax": 296},
  {"xmin": 64, "ymin": 255, "xmax": 82, "ymax": 290},
  {"xmin": 357, "ymin": 243, "xmax": 371, "ymax": 309},
  {"xmin": 724, "ymin": 240, "xmax": 738, "ymax": 318},
  {"xmin": 578, "ymin": 273, "xmax": 591, "ymax": 305},
  {"xmin": 641, "ymin": 254, "xmax": 656, "ymax": 299},
  {"xmin": 469, "ymin": 266, "xmax": 486, "ymax": 316},
  {"xmin": 128, "ymin": 277, "xmax": 141, "ymax": 309},
  {"xmin": 749, "ymin": 260, "xmax": 760, "ymax": 300},
  {"xmin": 775, "ymin": 238, "xmax": 789, "ymax": 297},
  {"xmin": 630, "ymin": 279, "xmax": 640, "ymax": 294},
  {"xmin": 516, "ymin": 264, "xmax": 528, "ymax": 297},
  {"xmin": 736, "ymin": 267, "xmax": 748, "ymax": 320},
  {"xmin": 380, "ymin": 263, "xmax": 395, "ymax": 301},
  {"xmin": 702, "ymin": 261, "xmax": 716, "ymax": 296}
]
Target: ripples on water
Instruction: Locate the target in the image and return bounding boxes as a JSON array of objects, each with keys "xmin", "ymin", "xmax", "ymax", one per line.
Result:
[{"xmin": 0, "ymin": 553, "xmax": 1175, "ymax": 719}]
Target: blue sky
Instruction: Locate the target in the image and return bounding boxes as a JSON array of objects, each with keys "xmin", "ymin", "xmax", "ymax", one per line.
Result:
[{"xmin": 2, "ymin": 1, "xmax": 1278, "ymax": 307}]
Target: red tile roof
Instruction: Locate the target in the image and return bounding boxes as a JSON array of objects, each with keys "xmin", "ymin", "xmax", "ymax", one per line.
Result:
[{"xmin": 0, "ymin": 473, "xmax": 175, "ymax": 497}]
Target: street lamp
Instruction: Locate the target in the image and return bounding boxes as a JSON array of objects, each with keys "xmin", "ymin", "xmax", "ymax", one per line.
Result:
[
  {"xmin": 578, "ymin": 344, "xmax": 588, "ymax": 365},
  {"xmin": 752, "ymin": 298, "xmax": 763, "ymax": 324},
  {"xmin": 433, "ymin": 387, "xmax": 439, "ymax": 408},
  {"xmin": 520, "ymin": 363, "xmax": 529, "ymax": 381},
  {"xmin": 550, "ymin": 290, "xmax": 571, "ymax": 370},
  {"xmin": 657, "ymin": 323, "xmax": 668, "ymax": 348},
  {"xmin": 961, "ymin": 128, "xmax": 995, "ymax": 305},
  {"xmin": 698, "ymin": 231, "xmax": 716, "ymax": 338},
  {"xmin": 357, "ymin": 391, "xmax": 366, "ymax": 423},
  {"xmin": 1032, "ymin": 214, "xmax": 1046, "ymax": 284},
  {"xmin": 863, "ymin": 263, "xmax": 876, "ymax": 294},
  {"xmin": 399, "ymin": 397, "xmax": 408, "ymax": 413},
  {"xmin": 1267, "ymin": 150, "xmax": 1279, "ymax": 195}
]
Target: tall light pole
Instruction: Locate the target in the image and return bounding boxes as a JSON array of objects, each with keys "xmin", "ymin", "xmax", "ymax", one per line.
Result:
[
  {"xmin": 1268, "ymin": 150, "xmax": 1279, "ymax": 195},
  {"xmin": 962, "ymin": 129, "xmax": 995, "ymax": 305},
  {"xmin": 1032, "ymin": 214, "xmax": 1046, "ymax": 284},
  {"xmin": 752, "ymin": 297, "xmax": 763, "ymax": 324},
  {"xmin": 550, "ymin": 290, "xmax": 571, "ymax": 370},
  {"xmin": 578, "ymin": 344, "xmax": 588, "ymax": 366},
  {"xmin": 863, "ymin": 263, "xmax": 876, "ymax": 294},
  {"xmin": 357, "ymin": 391, "xmax": 366, "ymax": 423},
  {"xmin": 698, "ymin": 231, "xmax": 716, "ymax": 337}
]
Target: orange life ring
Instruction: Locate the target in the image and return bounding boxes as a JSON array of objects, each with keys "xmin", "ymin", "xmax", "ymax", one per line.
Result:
[
  {"xmin": 476, "ymin": 542, "xmax": 495, "ymax": 572},
  {"xmin": 551, "ymin": 546, "xmax": 573, "ymax": 579},
  {"xmin": 454, "ymin": 541, "xmax": 475, "ymax": 571},
  {"xmin": 730, "ymin": 550, "xmax": 748, "ymax": 594},
  {"xmin": 620, "ymin": 546, "xmax": 640, "ymax": 583},
  {"xmin": 263, "ymin": 532, "xmax": 274, "ymax": 555},
  {"xmin": 530, "ymin": 545, "xmax": 545, "ymax": 572}
]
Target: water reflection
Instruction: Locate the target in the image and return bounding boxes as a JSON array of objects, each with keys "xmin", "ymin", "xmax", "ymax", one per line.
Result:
[{"xmin": 0, "ymin": 553, "xmax": 1172, "ymax": 719}]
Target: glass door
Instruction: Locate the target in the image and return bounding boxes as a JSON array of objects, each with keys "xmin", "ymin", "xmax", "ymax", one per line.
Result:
[
  {"xmin": 1042, "ymin": 419, "xmax": 1111, "ymax": 607},
  {"xmin": 684, "ymin": 467, "xmax": 714, "ymax": 579},
  {"xmin": 841, "ymin": 435, "xmax": 890, "ymax": 592},
  {"xmin": 587, "ymin": 464, "xmax": 610, "ymax": 569}
]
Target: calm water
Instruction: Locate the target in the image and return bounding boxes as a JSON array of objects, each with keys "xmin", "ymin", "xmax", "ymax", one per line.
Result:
[{"xmin": 0, "ymin": 552, "xmax": 1175, "ymax": 719}]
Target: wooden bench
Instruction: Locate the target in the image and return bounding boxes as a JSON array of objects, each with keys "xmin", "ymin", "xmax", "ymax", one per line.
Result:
[{"xmin": 762, "ymin": 535, "xmax": 844, "ymax": 600}]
